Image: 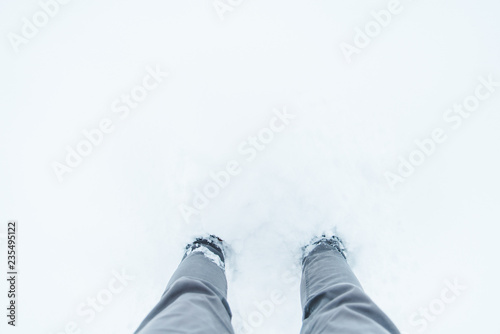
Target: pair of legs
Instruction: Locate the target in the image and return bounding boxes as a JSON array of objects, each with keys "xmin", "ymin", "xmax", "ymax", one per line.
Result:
[{"xmin": 134, "ymin": 236, "xmax": 400, "ymax": 334}]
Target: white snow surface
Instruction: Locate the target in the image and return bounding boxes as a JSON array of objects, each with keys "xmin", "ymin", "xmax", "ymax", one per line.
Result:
[{"xmin": 1, "ymin": 1, "xmax": 500, "ymax": 333}]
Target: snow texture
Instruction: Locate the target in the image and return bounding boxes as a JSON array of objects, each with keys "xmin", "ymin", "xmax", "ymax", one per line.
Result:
[{"xmin": 1, "ymin": 1, "xmax": 500, "ymax": 334}]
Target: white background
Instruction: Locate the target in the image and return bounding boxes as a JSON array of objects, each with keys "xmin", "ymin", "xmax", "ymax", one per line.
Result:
[{"xmin": 1, "ymin": 0, "xmax": 499, "ymax": 333}]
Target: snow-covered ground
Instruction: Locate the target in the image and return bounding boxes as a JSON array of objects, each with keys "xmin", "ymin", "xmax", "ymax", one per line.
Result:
[{"xmin": 1, "ymin": 0, "xmax": 500, "ymax": 333}]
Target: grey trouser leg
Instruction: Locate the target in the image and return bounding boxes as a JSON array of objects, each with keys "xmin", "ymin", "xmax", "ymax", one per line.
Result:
[
  {"xmin": 135, "ymin": 250, "xmax": 234, "ymax": 334},
  {"xmin": 300, "ymin": 244, "xmax": 400, "ymax": 334}
]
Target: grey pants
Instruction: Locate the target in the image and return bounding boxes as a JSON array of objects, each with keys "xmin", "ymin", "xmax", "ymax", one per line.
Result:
[{"xmin": 135, "ymin": 244, "xmax": 400, "ymax": 334}]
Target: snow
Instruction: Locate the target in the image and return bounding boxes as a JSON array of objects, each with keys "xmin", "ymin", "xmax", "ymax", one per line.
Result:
[{"xmin": 1, "ymin": 0, "xmax": 500, "ymax": 333}]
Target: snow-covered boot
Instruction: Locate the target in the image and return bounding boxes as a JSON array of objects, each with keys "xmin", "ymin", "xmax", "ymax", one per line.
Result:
[
  {"xmin": 303, "ymin": 235, "xmax": 347, "ymax": 261},
  {"xmin": 183, "ymin": 235, "xmax": 226, "ymax": 270}
]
